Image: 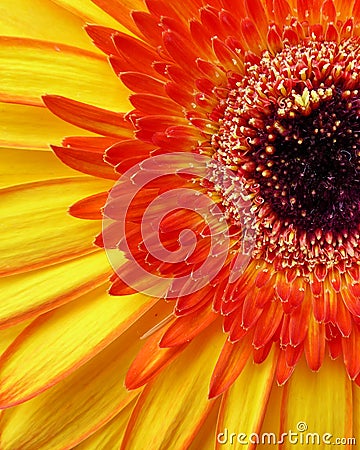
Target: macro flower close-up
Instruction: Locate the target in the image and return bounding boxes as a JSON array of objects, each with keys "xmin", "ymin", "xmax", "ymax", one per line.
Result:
[{"xmin": 1, "ymin": 0, "xmax": 360, "ymax": 448}]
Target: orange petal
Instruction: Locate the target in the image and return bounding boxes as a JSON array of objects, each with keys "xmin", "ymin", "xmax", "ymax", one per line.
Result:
[
  {"xmin": 216, "ymin": 348, "xmax": 278, "ymax": 450},
  {"xmin": 321, "ymin": 0, "xmax": 337, "ymax": 24},
  {"xmin": 342, "ymin": 325, "xmax": 360, "ymax": 380},
  {"xmin": 289, "ymin": 292, "xmax": 311, "ymax": 346},
  {"xmin": 125, "ymin": 311, "xmax": 187, "ymax": 390},
  {"xmin": 276, "ymin": 350, "xmax": 296, "ymax": 385},
  {"xmin": 69, "ymin": 191, "xmax": 108, "ymax": 220},
  {"xmin": 304, "ymin": 314, "xmax": 326, "ymax": 371},
  {"xmin": 52, "ymin": 144, "xmax": 118, "ymax": 179},
  {"xmin": 160, "ymin": 305, "xmax": 218, "ymax": 347},
  {"xmin": 120, "ymin": 71, "xmax": 166, "ymax": 95},
  {"xmin": 273, "ymin": 0, "xmax": 292, "ymax": 24},
  {"xmin": 85, "ymin": 24, "xmax": 121, "ymax": 54},
  {"xmin": 209, "ymin": 333, "xmax": 253, "ymax": 399},
  {"xmin": 122, "ymin": 323, "xmax": 225, "ymax": 449},
  {"xmin": 253, "ymin": 300, "xmax": 283, "ymax": 348},
  {"xmin": 336, "ymin": 293, "xmax": 353, "ymax": 337},
  {"xmin": 112, "ymin": 32, "xmax": 159, "ymax": 72},
  {"xmin": 129, "ymin": 92, "xmax": 182, "ymax": 116},
  {"xmin": 245, "ymin": 0, "xmax": 269, "ymax": 40},
  {"xmin": 43, "ymin": 95, "xmax": 133, "ymax": 138}
]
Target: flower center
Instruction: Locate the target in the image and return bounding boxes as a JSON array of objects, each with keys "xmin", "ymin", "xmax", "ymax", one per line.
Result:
[{"xmin": 212, "ymin": 37, "xmax": 360, "ymax": 269}]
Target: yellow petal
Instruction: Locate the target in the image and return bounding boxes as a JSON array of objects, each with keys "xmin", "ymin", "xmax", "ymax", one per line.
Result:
[
  {"xmin": 0, "ymin": 289, "xmax": 156, "ymax": 407},
  {"xmin": 353, "ymin": 384, "xmax": 360, "ymax": 446},
  {"xmin": 281, "ymin": 357, "xmax": 353, "ymax": 449},
  {"xmin": 0, "ymin": 251, "xmax": 111, "ymax": 329},
  {"xmin": 0, "ymin": 147, "xmax": 84, "ymax": 189},
  {"xmin": 0, "ymin": 177, "xmax": 111, "ymax": 276},
  {"xmin": 122, "ymin": 322, "xmax": 225, "ymax": 449},
  {"xmin": 216, "ymin": 348, "xmax": 278, "ymax": 450},
  {"xmin": 0, "ymin": 102, "xmax": 93, "ymax": 150},
  {"xmin": 0, "ymin": 0, "xmax": 98, "ymax": 51},
  {"xmin": 76, "ymin": 400, "xmax": 136, "ymax": 450},
  {"xmin": 91, "ymin": 0, "xmax": 147, "ymax": 35},
  {"xmin": 256, "ymin": 382, "xmax": 283, "ymax": 449},
  {"xmin": 0, "ymin": 301, "xmax": 167, "ymax": 449},
  {"xmin": 51, "ymin": 0, "xmax": 127, "ymax": 30},
  {"xmin": 0, "ymin": 37, "xmax": 130, "ymax": 110},
  {"xmin": 0, "ymin": 322, "xmax": 30, "ymax": 355},
  {"xmin": 188, "ymin": 398, "xmax": 222, "ymax": 450}
]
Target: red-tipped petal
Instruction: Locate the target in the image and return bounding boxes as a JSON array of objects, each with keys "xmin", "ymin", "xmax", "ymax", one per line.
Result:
[
  {"xmin": 253, "ymin": 300, "xmax": 283, "ymax": 348},
  {"xmin": 275, "ymin": 351, "xmax": 295, "ymax": 385},
  {"xmin": 160, "ymin": 306, "xmax": 218, "ymax": 347},
  {"xmin": 209, "ymin": 333, "xmax": 253, "ymax": 398},
  {"xmin": 125, "ymin": 319, "xmax": 186, "ymax": 390},
  {"xmin": 69, "ymin": 192, "xmax": 108, "ymax": 220},
  {"xmin": 51, "ymin": 144, "xmax": 118, "ymax": 180},
  {"xmin": 304, "ymin": 315, "xmax": 325, "ymax": 371},
  {"xmin": 43, "ymin": 95, "xmax": 132, "ymax": 138},
  {"xmin": 342, "ymin": 325, "xmax": 360, "ymax": 379}
]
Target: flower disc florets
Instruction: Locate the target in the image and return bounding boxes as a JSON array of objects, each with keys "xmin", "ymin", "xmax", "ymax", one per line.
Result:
[
  {"xmin": 213, "ymin": 37, "xmax": 360, "ymax": 271},
  {"xmin": 60, "ymin": 1, "xmax": 360, "ymax": 391}
]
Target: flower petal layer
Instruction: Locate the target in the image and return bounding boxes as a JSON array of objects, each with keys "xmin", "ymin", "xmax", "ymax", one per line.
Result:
[
  {"xmin": 52, "ymin": 140, "xmax": 119, "ymax": 179},
  {"xmin": 0, "ymin": 302, "xmax": 169, "ymax": 449},
  {"xmin": 216, "ymin": 348, "xmax": 278, "ymax": 449},
  {"xmin": 0, "ymin": 102, "xmax": 94, "ymax": 150},
  {"xmin": 0, "ymin": 251, "xmax": 111, "ymax": 329},
  {"xmin": 91, "ymin": 0, "xmax": 147, "ymax": 34},
  {"xmin": 51, "ymin": 0, "xmax": 125, "ymax": 29},
  {"xmin": 0, "ymin": 148, "xmax": 79, "ymax": 189},
  {"xmin": 281, "ymin": 358, "xmax": 353, "ymax": 449},
  {"xmin": 0, "ymin": 37, "xmax": 129, "ymax": 110},
  {"xmin": 188, "ymin": 399, "xmax": 222, "ymax": 450},
  {"xmin": 42, "ymin": 96, "xmax": 133, "ymax": 138},
  {"xmin": 0, "ymin": 289, "xmax": 156, "ymax": 407},
  {"xmin": 76, "ymin": 401, "xmax": 136, "ymax": 449},
  {"xmin": 0, "ymin": 322, "xmax": 30, "ymax": 355},
  {"xmin": 0, "ymin": 0, "xmax": 96, "ymax": 50},
  {"xmin": 122, "ymin": 323, "xmax": 226, "ymax": 449},
  {"xmin": 258, "ymin": 382, "xmax": 282, "ymax": 448},
  {"xmin": 0, "ymin": 177, "xmax": 111, "ymax": 276}
]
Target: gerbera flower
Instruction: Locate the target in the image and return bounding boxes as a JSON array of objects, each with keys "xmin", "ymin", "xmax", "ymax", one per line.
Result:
[{"xmin": 1, "ymin": 0, "xmax": 360, "ymax": 448}]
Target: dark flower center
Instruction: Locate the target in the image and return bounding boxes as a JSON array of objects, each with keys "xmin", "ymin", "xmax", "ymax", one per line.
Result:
[
  {"xmin": 212, "ymin": 38, "xmax": 360, "ymax": 263},
  {"xmin": 243, "ymin": 87, "xmax": 360, "ymax": 233}
]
